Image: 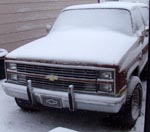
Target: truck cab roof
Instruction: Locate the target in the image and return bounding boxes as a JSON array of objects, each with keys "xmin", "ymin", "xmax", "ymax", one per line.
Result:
[{"xmin": 64, "ymin": 1, "xmax": 148, "ymax": 12}]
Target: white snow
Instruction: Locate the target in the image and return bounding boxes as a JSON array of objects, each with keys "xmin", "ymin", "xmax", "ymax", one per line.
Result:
[
  {"xmin": 6, "ymin": 29, "xmax": 136, "ymax": 66},
  {"xmin": 120, "ymin": 0, "xmax": 149, "ymax": 5},
  {"xmin": 52, "ymin": 9, "xmax": 132, "ymax": 35},
  {"xmin": 0, "ymin": 49, "xmax": 8, "ymax": 57},
  {"xmin": 64, "ymin": 2, "xmax": 147, "ymax": 11},
  {"xmin": 0, "ymin": 80, "xmax": 146, "ymax": 132},
  {"xmin": 6, "ymin": 1, "xmax": 148, "ymax": 66},
  {"xmin": 48, "ymin": 127, "xmax": 77, "ymax": 132},
  {"xmin": 6, "ymin": 1, "xmax": 148, "ymax": 67}
]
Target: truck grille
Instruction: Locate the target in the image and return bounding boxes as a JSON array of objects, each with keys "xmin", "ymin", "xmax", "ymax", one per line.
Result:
[
  {"xmin": 27, "ymin": 77, "xmax": 96, "ymax": 92},
  {"xmin": 17, "ymin": 64, "xmax": 97, "ymax": 79},
  {"xmin": 17, "ymin": 63, "xmax": 98, "ymax": 93}
]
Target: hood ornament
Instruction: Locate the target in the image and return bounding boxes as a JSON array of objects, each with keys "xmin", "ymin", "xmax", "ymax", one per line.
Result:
[{"xmin": 46, "ymin": 75, "xmax": 58, "ymax": 81}]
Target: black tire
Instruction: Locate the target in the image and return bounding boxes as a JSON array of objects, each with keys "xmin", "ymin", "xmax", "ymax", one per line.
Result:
[
  {"xmin": 117, "ymin": 78, "xmax": 142, "ymax": 128},
  {"xmin": 15, "ymin": 98, "xmax": 39, "ymax": 111}
]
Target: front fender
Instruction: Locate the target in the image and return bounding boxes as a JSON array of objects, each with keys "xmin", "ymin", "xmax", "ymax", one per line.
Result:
[
  {"xmin": 127, "ymin": 76, "xmax": 142, "ymax": 97},
  {"xmin": 126, "ymin": 62, "xmax": 140, "ymax": 80}
]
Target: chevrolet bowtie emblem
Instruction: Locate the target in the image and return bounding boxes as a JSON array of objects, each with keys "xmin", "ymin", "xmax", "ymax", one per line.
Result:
[{"xmin": 46, "ymin": 75, "xmax": 58, "ymax": 81}]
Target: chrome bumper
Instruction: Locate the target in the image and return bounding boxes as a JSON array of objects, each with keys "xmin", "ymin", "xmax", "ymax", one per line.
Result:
[{"xmin": 2, "ymin": 81, "xmax": 126, "ymax": 113}]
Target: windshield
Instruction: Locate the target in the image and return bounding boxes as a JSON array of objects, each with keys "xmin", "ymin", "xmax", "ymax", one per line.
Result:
[{"xmin": 52, "ymin": 9, "xmax": 133, "ymax": 35}]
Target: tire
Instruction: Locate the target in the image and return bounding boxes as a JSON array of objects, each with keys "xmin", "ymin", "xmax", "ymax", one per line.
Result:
[
  {"xmin": 118, "ymin": 76, "xmax": 142, "ymax": 128},
  {"xmin": 15, "ymin": 98, "xmax": 39, "ymax": 111}
]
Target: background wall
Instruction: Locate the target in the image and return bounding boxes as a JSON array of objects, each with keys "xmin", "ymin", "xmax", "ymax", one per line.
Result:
[{"xmin": 0, "ymin": 0, "xmax": 97, "ymax": 52}]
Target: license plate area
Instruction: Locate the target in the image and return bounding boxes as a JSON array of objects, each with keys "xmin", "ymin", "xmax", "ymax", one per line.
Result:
[{"xmin": 42, "ymin": 96, "xmax": 62, "ymax": 108}]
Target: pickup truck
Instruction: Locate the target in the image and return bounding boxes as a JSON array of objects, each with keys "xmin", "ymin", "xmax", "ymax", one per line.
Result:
[{"xmin": 2, "ymin": 2, "xmax": 149, "ymax": 128}]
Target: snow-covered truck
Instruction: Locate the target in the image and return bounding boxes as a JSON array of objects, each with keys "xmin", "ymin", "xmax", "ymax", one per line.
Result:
[{"xmin": 2, "ymin": 2, "xmax": 149, "ymax": 128}]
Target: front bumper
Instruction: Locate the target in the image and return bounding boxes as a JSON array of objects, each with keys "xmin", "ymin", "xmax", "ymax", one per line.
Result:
[{"xmin": 2, "ymin": 81, "xmax": 126, "ymax": 113}]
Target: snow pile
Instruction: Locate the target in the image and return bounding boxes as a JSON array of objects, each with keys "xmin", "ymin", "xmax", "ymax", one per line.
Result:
[
  {"xmin": 0, "ymin": 49, "xmax": 8, "ymax": 57},
  {"xmin": 48, "ymin": 127, "xmax": 77, "ymax": 132}
]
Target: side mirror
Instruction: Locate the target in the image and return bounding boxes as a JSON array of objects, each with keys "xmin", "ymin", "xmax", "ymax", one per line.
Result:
[
  {"xmin": 136, "ymin": 30, "xmax": 144, "ymax": 44},
  {"xmin": 46, "ymin": 25, "xmax": 52, "ymax": 33}
]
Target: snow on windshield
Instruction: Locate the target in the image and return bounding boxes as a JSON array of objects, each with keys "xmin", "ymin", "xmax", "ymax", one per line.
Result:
[{"xmin": 52, "ymin": 9, "xmax": 133, "ymax": 35}]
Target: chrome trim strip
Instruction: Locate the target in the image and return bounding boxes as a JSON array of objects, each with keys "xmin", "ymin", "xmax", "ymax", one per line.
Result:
[
  {"xmin": 5, "ymin": 60, "xmax": 115, "ymax": 71},
  {"xmin": 97, "ymin": 79, "xmax": 114, "ymax": 83}
]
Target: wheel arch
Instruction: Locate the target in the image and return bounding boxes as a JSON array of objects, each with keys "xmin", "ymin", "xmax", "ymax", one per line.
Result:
[
  {"xmin": 127, "ymin": 76, "xmax": 142, "ymax": 98},
  {"xmin": 126, "ymin": 62, "xmax": 140, "ymax": 81}
]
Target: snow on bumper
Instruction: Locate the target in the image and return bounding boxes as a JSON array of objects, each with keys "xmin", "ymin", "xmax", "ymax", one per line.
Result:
[
  {"xmin": 2, "ymin": 82, "xmax": 126, "ymax": 113},
  {"xmin": 48, "ymin": 127, "xmax": 77, "ymax": 132}
]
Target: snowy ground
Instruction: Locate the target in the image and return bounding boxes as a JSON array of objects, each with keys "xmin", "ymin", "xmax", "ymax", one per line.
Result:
[{"xmin": 0, "ymin": 80, "xmax": 146, "ymax": 132}]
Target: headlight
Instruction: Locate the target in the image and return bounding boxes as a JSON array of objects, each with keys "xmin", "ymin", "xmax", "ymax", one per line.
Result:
[
  {"xmin": 98, "ymin": 84, "xmax": 114, "ymax": 93},
  {"xmin": 8, "ymin": 63, "xmax": 17, "ymax": 70},
  {"xmin": 99, "ymin": 71, "xmax": 114, "ymax": 80},
  {"xmin": 97, "ymin": 69, "xmax": 115, "ymax": 93},
  {"xmin": 7, "ymin": 74, "xmax": 26, "ymax": 83},
  {"xmin": 10, "ymin": 74, "xmax": 18, "ymax": 81}
]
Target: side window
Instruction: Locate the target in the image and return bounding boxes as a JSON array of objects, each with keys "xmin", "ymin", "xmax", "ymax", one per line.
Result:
[
  {"xmin": 140, "ymin": 7, "xmax": 149, "ymax": 26},
  {"xmin": 131, "ymin": 8, "xmax": 145, "ymax": 32}
]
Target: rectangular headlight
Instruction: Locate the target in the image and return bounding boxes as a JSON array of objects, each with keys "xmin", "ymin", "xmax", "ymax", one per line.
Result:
[
  {"xmin": 98, "ymin": 84, "xmax": 114, "ymax": 93},
  {"xmin": 7, "ymin": 63, "xmax": 17, "ymax": 70},
  {"xmin": 9, "ymin": 74, "xmax": 18, "ymax": 81},
  {"xmin": 7, "ymin": 74, "xmax": 26, "ymax": 83},
  {"xmin": 99, "ymin": 71, "xmax": 114, "ymax": 80}
]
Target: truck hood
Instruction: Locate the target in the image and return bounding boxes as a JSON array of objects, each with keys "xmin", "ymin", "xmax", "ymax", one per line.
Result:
[{"xmin": 7, "ymin": 29, "xmax": 137, "ymax": 65}]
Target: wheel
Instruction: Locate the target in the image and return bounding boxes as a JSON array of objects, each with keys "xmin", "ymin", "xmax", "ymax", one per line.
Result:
[
  {"xmin": 118, "ymin": 76, "xmax": 142, "ymax": 128},
  {"xmin": 15, "ymin": 98, "xmax": 39, "ymax": 111}
]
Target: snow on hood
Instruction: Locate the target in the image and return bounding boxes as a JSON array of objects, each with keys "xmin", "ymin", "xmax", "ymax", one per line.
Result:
[{"xmin": 7, "ymin": 29, "xmax": 136, "ymax": 65}]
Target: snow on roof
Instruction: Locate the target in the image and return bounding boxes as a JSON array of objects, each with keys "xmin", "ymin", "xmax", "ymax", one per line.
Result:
[{"xmin": 64, "ymin": 1, "xmax": 148, "ymax": 11}]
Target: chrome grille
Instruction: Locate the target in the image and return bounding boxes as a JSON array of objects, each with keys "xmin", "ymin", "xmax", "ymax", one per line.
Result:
[
  {"xmin": 17, "ymin": 64, "xmax": 97, "ymax": 79},
  {"xmin": 16, "ymin": 63, "xmax": 98, "ymax": 92},
  {"xmin": 27, "ymin": 77, "xmax": 96, "ymax": 92}
]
